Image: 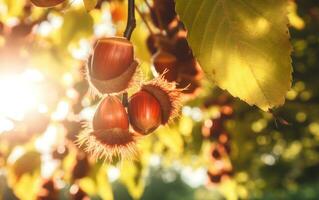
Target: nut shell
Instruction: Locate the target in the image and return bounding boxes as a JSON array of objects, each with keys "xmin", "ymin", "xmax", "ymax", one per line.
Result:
[
  {"xmin": 151, "ymin": 0, "xmax": 176, "ymax": 28},
  {"xmin": 93, "ymin": 96, "xmax": 129, "ymax": 131},
  {"xmin": 92, "ymin": 37, "xmax": 134, "ymax": 80},
  {"xmin": 152, "ymin": 51, "xmax": 178, "ymax": 82},
  {"xmin": 88, "ymin": 60, "xmax": 138, "ymax": 94},
  {"xmin": 128, "ymin": 91, "xmax": 162, "ymax": 134},
  {"xmin": 141, "ymin": 75, "xmax": 182, "ymax": 124}
]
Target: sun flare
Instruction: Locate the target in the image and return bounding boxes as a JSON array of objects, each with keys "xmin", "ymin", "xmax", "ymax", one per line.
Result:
[{"xmin": 0, "ymin": 69, "xmax": 46, "ymax": 132}]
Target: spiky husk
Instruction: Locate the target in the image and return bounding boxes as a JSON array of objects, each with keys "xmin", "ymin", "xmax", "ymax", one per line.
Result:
[
  {"xmin": 141, "ymin": 74, "xmax": 183, "ymax": 124},
  {"xmin": 77, "ymin": 128, "xmax": 137, "ymax": 162},
  {"xmin": 87, "ymin": 60, "xmax": 139, "ymax": 95}
]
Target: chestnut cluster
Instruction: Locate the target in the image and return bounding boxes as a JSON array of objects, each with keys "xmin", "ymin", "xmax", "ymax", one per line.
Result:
[
  {"xmin": 146, "ymin": 0, "xmax": 202, "ymax": 95},
  {"xmin": 78, "ymin": 36, "xmax": 182, "ymax": 162},
  {"xmin": 202, "ymin": 94, "xmax": 234, "ymax": 184}
]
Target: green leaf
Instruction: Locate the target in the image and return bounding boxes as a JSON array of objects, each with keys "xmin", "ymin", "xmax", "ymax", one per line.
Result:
[
  {"xmin": 83, "ymin": 0, "xmax": 98, "ymax": 11},
  {"xmin": 59, "ymin": 9, "xmax": 94, "ymax": 46},
  {"xmin": 175, "ymin": 0, "xmax": 292, "ymax": 111}
]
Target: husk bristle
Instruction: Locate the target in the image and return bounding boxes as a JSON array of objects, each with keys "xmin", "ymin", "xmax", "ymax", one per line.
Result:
[
  {"xmin": 142, "ymin": 72, "xmax": 183, "ymax": 124},
  {"xmin": 76, "ymin": 128, "xmax": 137, "ymax": 163}
]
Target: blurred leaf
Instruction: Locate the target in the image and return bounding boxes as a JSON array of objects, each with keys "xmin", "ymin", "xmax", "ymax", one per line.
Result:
[
  {"xmin": 131, "ymin": 18, "xmax": 152, "ymax": 77},
  {"xmin": 83, "ymin": 0, "xmax": 98, "ymax": 11},
  {"xmin": 179, "ymin": 116, "xmax": 194, "ymax": 136},
  {"xmin": 78, "ymin": 177, "xmax": 97, "ymax": 195},
  {"xmin": 157, "ymin": 126, "xmax": 184, "ymax": 155},
  {"xmin": 97, "ymin": 166, "xmax": 113, "ymax": 200},
  {"xmin": 120, "ymin": 161, "xmax": 145, "ymax": 200},
  {"xmin": 287, "ymin": 1, "xmax": 305, "ymax": 30},
  {"xmin": 3, "ymin": 0, "xmax": 25, "ymax": 18},
  {"xmin": 219, "ymin": 179, "xmax": 238, "ymax": 200},
  {"xmin": 59, "ymin": 8, "xmax": 94, "ymax": 46},
  {"xmin": 30, "ymin": 45, "xmax": 77, "ymax": 80},
  {"xmin": 175, "ymin": 0, "xmax": 292, "ymax": 111},
  {"xmin": 11, "ymin": 150, "xmax": 41, "ymax": 180},
  {"xmin": 11, "ymin": 173, "xmax": 40, "ymax": 200}
]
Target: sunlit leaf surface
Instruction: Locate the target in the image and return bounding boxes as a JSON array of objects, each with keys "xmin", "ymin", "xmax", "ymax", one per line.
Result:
[{"xmin": 176, "ymin": 0, "xmax": 293, "ymax": 111}]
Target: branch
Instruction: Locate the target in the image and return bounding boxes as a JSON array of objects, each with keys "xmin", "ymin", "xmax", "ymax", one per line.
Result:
[
  {"xmin": 122, "ymin": 92, "xmax": 128, "ymax": 107},
  {"xmin": 135, "ymin": 5, "xmax": 154, "ymax": 35},
  {"xmin": 123, "ymin": 0, "xmax": 136, "ymax": 40}
]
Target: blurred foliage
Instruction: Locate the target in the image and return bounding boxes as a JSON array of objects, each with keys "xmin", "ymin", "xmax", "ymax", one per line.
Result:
[{"xmin": 0, "ymin": 0, "xmax": 318, "ymax": 200}]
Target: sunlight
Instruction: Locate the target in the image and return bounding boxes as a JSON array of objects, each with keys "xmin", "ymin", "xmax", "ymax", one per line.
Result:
[
  {"xmin": 0, "ymin": 69, "xmax": 46, "ymax": 132},
  {"xmin": 244, "ymin": 17, "xmax": 270, "ymax": 38}
]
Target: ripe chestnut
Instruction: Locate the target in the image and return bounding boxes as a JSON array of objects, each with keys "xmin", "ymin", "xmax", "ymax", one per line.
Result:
[
  {"xmin": 146, "ymin": 34, "xmax": 159, "ymax": 55},
  {"xmin": 152, "ymin": 50, "xmax": 178, "ymax": 82},
  {"xmin": 151, "ymin": 0, "xmax": 176, "ymax": 28},
  {"xmin": 142, "ymin": 79, "xmax": 181, "ymax": 124},
  {"xmin": 173, "ymin": 35, "xmax": 193, "ymax": 61},
  {"xmin": 177, "ymin": 58, "xmax": 201, "ymax": 77},
  {"xmin": 77, "ymin": 95, "xmax": 136, "ymax": 161},
  {"xmin": 88, "ymin": 37, "xmax": 138, "ymax": 94},
  {"xmin": 30, "ymin": 0, "xmax": 65, "ymax": 7},
  {"xmin": 92, "ymin": 37, "xmax": 133, "ymax": 80},
  {"xmin": 128, "ymin": 90, "xmax": 162, "ymax": 135},
  {"xmin": 93, "ymin": 95, "xmax": 129, "ymax": 131}
]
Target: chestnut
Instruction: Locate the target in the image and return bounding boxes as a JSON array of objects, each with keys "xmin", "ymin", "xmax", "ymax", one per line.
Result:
[
  {"xmin": 128, "ymin": 90, "xmax": 162, "ymax": 135},
  {"xmin": 92, "ymin": 37, "xmax": 134, "ymax": 80},
  {"xmin": 77, "ymin": 95, "xmax": 136, "ymax": 162},
  {"xmin": 93, "ymin": 95, "xmax": 129, "ymax": 131},
  {"xmin": 173, "ymin": 35, "xmax": 193, "ymax": 61},
  {"xmin": 146, "ymin": 34, "xmax": 159, "ymax": 55},
  {"xmin": 127, "ymin": 75, "xmax": 182, "ymax": 135},
  {"xmin": 151, "ymin": 0, "xmax": 176, "ymax": 28},
  {"xmin": 88, "ymin": 37, "xmax": 138, "ymax": 94},
  {"xmin": 30, "ymin": 0, "xmax": 65, "ymax": 7},
  {"xmin": 152, "ymin": 50, "xmax": 178, "ymax": 82}
]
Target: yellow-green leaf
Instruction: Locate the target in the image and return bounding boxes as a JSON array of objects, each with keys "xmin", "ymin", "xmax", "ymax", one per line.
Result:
[
  {"xmin": 59, "ymin": 9, "xmax": 94, "ymax": 46},
  {"xmin": 175, "ymin": 0, "xmax": 293, "ymax": 111},
  {"xmin": 83, "ymin": 0, "xmax": 98, "ymax": 11}
]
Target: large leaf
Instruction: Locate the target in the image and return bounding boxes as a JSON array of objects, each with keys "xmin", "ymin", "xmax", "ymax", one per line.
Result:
[{"xmin": 175, "ymin": 0, "xmax": 292, "ymax": 111}]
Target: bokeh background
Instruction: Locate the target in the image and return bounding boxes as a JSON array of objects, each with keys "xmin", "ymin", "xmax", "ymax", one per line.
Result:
[{"xmin": 0, "ymin": 0, "xmax": 319, "ymax": 199}]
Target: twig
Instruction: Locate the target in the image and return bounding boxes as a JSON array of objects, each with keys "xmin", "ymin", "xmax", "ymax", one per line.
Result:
[
  {"xmin": 135, "ymin": 5, "xmax": 154, "ymax": 35},
  {"xmin": 122, "ymin": 92, "xmax": 128, "ymax": 107},
  {"xmin": 123, "ymin": 0, "xmax": 136, "ymax": 40},
  {"xmin": 122, "ymin": 0, "xmax": 136, "ymax": 107},
  {"xmin": 269, "ymin": 109, "xmax": 290, "ymax": 127}
]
